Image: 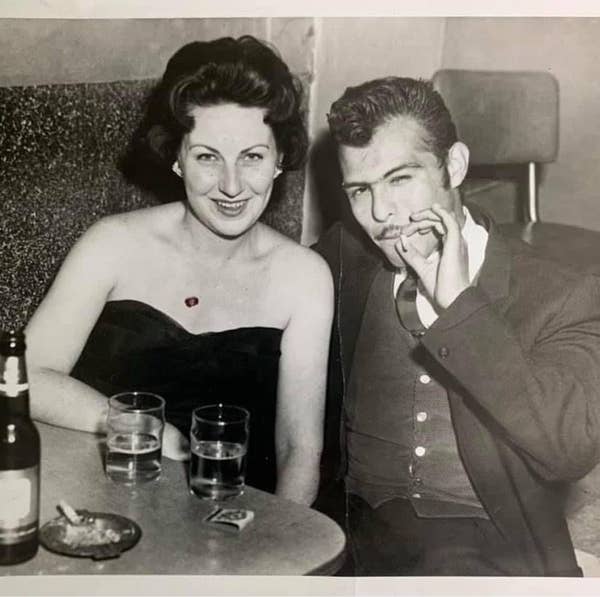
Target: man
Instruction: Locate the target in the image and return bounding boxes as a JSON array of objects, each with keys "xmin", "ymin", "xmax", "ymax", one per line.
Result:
[{"xmin": 314, "ymin": 76, "xmax": 600, "ymax": 576}]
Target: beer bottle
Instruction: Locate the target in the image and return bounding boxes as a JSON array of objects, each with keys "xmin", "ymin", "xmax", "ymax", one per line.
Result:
[{"xmin": 0, "ymin": 329, "xmax": 40, "ymax": 565}]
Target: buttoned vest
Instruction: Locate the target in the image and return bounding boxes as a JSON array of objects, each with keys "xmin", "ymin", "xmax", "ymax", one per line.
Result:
[{"xmin": 345, "ymin": 267, "xmax": 487, "ymax": 517}]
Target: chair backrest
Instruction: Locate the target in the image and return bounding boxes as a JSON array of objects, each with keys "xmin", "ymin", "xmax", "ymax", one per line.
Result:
[{"xmin": 432, "ymin": 69, "xmax": 559, "ymax": 222}]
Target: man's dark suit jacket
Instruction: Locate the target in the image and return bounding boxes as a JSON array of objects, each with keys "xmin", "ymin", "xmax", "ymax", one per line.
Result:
[{"xmin": 314, "ymin": 212, "xmax": 600, "ymax": 576}]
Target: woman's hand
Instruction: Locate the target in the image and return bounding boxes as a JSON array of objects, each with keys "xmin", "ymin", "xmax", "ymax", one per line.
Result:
[
  {"xmin": 396, "ymin": 203, "xmax": 470, "ymax": 310},
  {"xmin": 162, "ymin": 422, "xmax": 190, "ymax": 461}
]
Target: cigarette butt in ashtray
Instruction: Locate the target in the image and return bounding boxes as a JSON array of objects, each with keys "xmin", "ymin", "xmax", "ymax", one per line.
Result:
[
  {"xmin": 204, "ymin": 507, "xmax": 254, "ymax": 531},
  {"xmin": 58, "ymin": 500, "xmax": 84, "ymax": 525}
]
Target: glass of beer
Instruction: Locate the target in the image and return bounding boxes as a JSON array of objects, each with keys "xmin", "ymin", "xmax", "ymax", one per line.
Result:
[
  {"xmin": 105, "ymin": 392, "xmax": 165, "ymax": 485},
  {"xmin": 189, "ymin": 404, "xmax": 249, "ymax": 500}
]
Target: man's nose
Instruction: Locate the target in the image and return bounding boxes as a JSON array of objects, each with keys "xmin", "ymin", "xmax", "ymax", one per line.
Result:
[
  {"xmin": 218, "ymin": 164, "xmax": 243, "ymax": 198},
  {"xmin": 371, "ymin": 187, "xmax": 395, "ymax": 222}
]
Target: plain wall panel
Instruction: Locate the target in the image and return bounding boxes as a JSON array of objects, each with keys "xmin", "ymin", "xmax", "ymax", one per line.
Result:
[
  {"xmin": 303, "ymin": 17, "xmax": 446, "ymax": 243},
  {"xmin": 0, "ymin": 18, "xmax": 267, "ymax": 85},
  {"xmin": 442, "ymin": 17, "xmax": 600, "ymax": 231}
]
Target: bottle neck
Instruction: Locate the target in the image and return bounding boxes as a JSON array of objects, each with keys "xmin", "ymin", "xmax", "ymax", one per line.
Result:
[
  {"xmin": 0, "ymin": 354, "xmax": 30, "ymax": 417},
  {"xmin": 0, "ymin": 391, "xmax": 30, "ymax": 417}
]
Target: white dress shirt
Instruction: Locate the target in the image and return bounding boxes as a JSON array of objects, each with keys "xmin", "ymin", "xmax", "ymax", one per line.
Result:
[{"xmin": 392, "ymin": 206, "xmax": 489, "ymax": 327}]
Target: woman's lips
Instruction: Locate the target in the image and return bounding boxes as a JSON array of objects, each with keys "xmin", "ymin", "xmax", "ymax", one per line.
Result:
[{"xmin": 211, "ymin": 198, "xmax": 250, "ymax": 217}]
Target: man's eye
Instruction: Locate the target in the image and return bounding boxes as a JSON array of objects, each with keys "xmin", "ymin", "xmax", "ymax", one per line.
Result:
[{"xmin": 389, "ymin": 175, "xmax": 410, "ymax": 185}]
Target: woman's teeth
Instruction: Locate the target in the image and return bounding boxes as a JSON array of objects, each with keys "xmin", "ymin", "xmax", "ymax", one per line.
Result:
[
  {"xmin": 215, "ymin": 200, "xmax": 247, "ymax": 209},
  {"xmin": 213, "ymin": 198, "xmax": 249, "ymax": 217}
]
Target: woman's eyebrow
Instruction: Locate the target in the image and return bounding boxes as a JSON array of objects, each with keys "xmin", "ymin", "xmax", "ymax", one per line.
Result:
[
  {"xmin": 188, "ymin": 143, "xmax": 270, "ymax": 153},
  {"xmin": 240, "ymin": 144, "xmax": 270, "ymax": 152},
  {"xmin": 188, "ymin": 143, "xmax": 220, "ymax": 153}
]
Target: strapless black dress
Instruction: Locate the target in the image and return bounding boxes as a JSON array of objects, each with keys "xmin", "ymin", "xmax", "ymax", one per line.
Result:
[{"xmin": 71, "ymin": 300, "xmax": 282, "ymax": 493}]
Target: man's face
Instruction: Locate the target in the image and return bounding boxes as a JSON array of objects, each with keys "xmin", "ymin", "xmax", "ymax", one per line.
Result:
[{"xmin": 339, "ymin": 115, "xmax": 457, "ymax": 269}]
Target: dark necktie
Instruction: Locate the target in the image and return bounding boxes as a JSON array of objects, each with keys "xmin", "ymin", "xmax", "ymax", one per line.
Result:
[{"xmin": 395, "ymin": 270, "xmax": 426, "ymax": 337}]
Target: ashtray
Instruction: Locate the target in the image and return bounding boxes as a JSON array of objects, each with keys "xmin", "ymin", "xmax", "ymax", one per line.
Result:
[{"xmin": 40, "ymin": 509, "xmax": 142, "ymax": 560}]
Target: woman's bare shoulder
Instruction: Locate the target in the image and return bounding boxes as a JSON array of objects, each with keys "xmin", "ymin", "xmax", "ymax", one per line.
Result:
[
  {"xmin": 102, "ymin": 203, "xmax": 180, "ymax": 231},
  {"xmin": 259, "ymin": 225, "xmax": 333, "ymax": 292},
  {"xmin": 86, "ymin": 203, "xmax": 182, "ymax": 247}
]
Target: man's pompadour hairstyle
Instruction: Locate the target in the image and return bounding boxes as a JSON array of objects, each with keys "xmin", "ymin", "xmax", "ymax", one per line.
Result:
[{"xmin": 327, "ymin": 76, "xmax": 458, "ymax": 167}]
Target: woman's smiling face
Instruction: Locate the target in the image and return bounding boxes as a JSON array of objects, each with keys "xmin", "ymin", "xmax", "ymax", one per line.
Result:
[{"xmin": 177, "ymin": 103, "xmax": 281, "ymax": 239}]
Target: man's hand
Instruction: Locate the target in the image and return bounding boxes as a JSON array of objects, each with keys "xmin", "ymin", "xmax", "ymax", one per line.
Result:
[
  {"xmin": 162, "ymin": 421, "xmax": 190, "ymax": 461},
  {"xmin": 395, "ymin": 203, "xmax": 469, "ymax": 310}
]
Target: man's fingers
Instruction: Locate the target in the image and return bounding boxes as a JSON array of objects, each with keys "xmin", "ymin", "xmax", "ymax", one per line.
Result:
[
  {"xmin": 395, "ymin": 234, "xmax": 440, "ymax": 301},
  {"xmin": 396, "ymin": 234, "xmax": 429, "ymax": 274},
  {"xmin": 410, "ymin": 205, "xmax": 461, "ymax": 239},
  {"xmin": 431, "ymin": 203, "xmax": 460, "ymax": 236},
  {"xmin": 403, "ymin": 220, "xmax": 445, "ymax": 237},
  {"xmin": 409, "ymin": 208, "xmax": 442, "ymax": 222}
]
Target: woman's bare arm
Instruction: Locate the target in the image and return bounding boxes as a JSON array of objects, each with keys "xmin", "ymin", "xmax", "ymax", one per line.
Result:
[
  {"xmin": 25, "ymin": 216, "xmax": 189, "ymax": 460},
  {"xmin": 274, "ymin": 247, "xmax": 334, "ymax": 505}
]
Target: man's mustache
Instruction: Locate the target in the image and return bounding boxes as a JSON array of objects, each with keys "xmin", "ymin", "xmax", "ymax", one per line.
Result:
[
  {"xmin": 375, "ymin": 222, "xmax": 438, "ymax": 241},
  {"xmin": 375, "ymin": 224, "xmax": 406, "ymax": 241}
]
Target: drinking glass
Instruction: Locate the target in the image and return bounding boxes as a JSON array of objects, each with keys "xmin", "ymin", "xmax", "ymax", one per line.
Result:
[
  {"xmin": 189, "ymin": 404, "xmax": 250, "ymax": 500},
  {"xmin": 105, "ymin": 391, "xmax": 165, "ymax": 485}
]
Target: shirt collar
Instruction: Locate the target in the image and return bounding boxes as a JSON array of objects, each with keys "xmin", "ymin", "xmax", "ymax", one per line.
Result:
[
  {"xmin": 462, "ymin": 205, "xmax": 489, "ymax": 283},
  {"xmin": 392, "ymin": 205, "xmax": 489, "ymax": 327}
]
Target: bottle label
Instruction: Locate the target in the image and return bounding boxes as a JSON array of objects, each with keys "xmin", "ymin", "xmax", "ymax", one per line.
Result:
[
  {"xmin": 0, "ymin": 356, "xmax": 28, "ymax": 397},
  {"xmin": 0, "ymin": 466, "xmax": 39, "ymax": 545},
  {"xmin": 0, "ymin": 383, "xmax": 29, "ymax": 398}
]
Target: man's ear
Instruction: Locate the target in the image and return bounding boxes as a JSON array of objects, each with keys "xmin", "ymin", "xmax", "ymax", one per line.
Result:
[{"xmin": 446, "ymin": 141, "xmax": 470, "ymax": 189}]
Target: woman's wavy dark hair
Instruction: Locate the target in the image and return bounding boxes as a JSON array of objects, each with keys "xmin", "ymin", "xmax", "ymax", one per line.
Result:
[{"xmin": 122, "ymin": 36, "xmax": 307, "ymax": 199}]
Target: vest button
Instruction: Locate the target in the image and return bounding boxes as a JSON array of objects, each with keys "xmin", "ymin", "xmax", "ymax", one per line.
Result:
[
  {"xmin": 438, "ymin": 346, "xmax": 450, "ymax": 358},
  {"xmin": 416, "ymin": 411, "xmax": 428, "ymax": 423},
  {"xmin": 415, "ymin": 446, "xmax": 426, "ymax": 457},
  {"xmin": 419, "ymin": 374, "xmax": 431, "ymax": 384}
]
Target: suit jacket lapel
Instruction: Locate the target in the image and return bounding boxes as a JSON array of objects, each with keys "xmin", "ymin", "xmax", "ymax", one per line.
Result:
[
  {"xmin": 338, "ymin": 226, "xmax": 383, "ymax": 379},
  {"xmin": 468, "ymin": 208, "xmax": 512, "ymax": 303}
]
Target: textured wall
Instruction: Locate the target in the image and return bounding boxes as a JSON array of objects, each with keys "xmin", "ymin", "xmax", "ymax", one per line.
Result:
[{"xmin": 0, "ymin": 81, "xmax": 154, "ymax": 329}]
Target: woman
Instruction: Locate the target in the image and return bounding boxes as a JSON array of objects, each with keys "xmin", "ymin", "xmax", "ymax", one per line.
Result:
[{"xmin": 25, "ymin": 36, "xmax": 333, "ymax": 505}]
